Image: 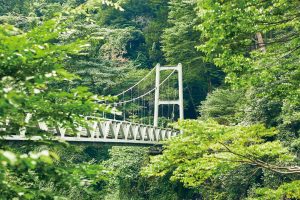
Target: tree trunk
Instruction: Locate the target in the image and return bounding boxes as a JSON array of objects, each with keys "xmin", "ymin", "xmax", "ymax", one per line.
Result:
[{"xmin": 256, "ymin": 32, "xmax": 266, "ymax": 52}]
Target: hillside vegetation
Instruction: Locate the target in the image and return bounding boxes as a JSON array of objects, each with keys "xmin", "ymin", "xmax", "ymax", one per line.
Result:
[{"xmin": 0, "ymin": 0, "xmax": 299, "ymax": 199}]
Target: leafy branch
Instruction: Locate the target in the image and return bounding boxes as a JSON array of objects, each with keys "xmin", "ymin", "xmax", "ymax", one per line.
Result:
[{"xmin": 218, "ymin": 142, "xmax": 300, "ymax": 174}]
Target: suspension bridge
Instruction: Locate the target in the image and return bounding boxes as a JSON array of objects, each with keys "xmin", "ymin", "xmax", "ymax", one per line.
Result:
[{"xmin": 2, "ymin": 64, "xmax": 184, "ymax": 144}]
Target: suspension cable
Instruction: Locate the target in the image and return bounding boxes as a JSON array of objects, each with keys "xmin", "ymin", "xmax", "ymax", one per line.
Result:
[
  {"xmin": 123, "ymin": 92, "xmax": 125, "ymax": 121},
  {"xmin": 114, "ymin": 66, "xmax": 156, "ymax": 97},
  {"xmin": 111, "ymin": 69, "xmax": 176, "ymax": 105}
]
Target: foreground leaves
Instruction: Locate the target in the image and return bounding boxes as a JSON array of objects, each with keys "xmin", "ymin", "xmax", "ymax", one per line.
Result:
[{"xmin": 142, "ymin": 120, "xmax": 299, "ymax": 198}]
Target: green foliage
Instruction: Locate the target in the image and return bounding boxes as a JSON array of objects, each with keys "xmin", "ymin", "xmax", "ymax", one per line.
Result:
[
  {"xmin": 0, "ymin": 11, "xmax": 111, "ymax": 199},
  {"xmin": 185, "ymin": 2, "xmax": 300, "ymax": 197},
  {"xmin": 0, "ymin": 142, "xmax": 110, "ymax": 199},
  {"xmin": 199, "ymin": 88, "xmax": 244, "ymax": 125},
  {"xmin": 0, "ymin": 20, "xmax": 108, "ymax": 132},
  {"xmin": 96, "ymin": 0, "xmax": 169, "ymax": 66},
  {"xmin": 162, "ymin": 0, "xmax": 199, "ymax": 66},
  {"xmin": 66, "ymin": 26, "xmax": 137, "ymax": 94},
  {"xmin": 161, "ymin": 0, "xmax": 224, "ymax": 118},
  {"xmin": 0, "ymin": 149, "xmax": 57, "ymax": 199},
  {"xmin": 103, "ymin": 146, "xmax": 149, "ymax": 199},
  {"xmin": 248, "ymin": 180, "xmax": 300, "ymax": 200},
  {"xmin": 142, "ymin": 120, "xmax": 299, "ymax": 198},
  {"xmin": 103, "ymin": 146, "xmax": 197, "ymax": 200},
  {"xmin": 0, "ymin": 146, "xmax": 110, "ymax": 199},
  {"xmin": 196, "ymin": 0, "xmax": 300, "ymax": 129},
  {"xmin": 2, "ymin": 0, "xmax": 299, "ymax": 199}
]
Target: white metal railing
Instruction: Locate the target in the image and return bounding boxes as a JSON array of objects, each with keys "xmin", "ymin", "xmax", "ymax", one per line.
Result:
[{"xmin": 1, "ymin": 118, "xmax": 179, "ymax": 144}]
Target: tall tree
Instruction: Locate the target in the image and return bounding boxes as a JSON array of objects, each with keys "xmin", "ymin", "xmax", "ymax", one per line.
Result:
[{"xmin": 161, "ymin": 0, "xmax": 223, "ymax": 118}]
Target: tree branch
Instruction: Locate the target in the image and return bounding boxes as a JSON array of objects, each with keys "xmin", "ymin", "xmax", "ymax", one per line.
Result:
[{"xmin": 218, "ymin": 142, "xmax": 300, "ymax": 175}]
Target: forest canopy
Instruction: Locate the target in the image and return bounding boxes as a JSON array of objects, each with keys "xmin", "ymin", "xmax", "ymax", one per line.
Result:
[{"xmin": 0, "ymin": 0, "xmax": 299, "ymax": 199}]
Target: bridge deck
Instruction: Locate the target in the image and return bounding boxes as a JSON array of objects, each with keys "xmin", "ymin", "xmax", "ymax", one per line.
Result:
[{"xmin": 1, "ymin": 119, "xmax": 179, "ymax": 145}]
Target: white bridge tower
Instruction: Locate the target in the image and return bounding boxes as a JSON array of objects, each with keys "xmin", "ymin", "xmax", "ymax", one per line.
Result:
[{"xmin": 154, "ymin": 63, "xmax": 184, "ymax": 127}]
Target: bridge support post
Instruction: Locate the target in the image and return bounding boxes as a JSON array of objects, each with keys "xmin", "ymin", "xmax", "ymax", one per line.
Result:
[
  {"xmin": 153, "ymin": 63, "xmax": 184, "ymax": 127},
  {"xmin": 178, "ymin": 63, "xmax": 184, "ymax": 121},
  {"xmin": 154, "ymin": 64, "xmax": 160, "ymax": 127}
]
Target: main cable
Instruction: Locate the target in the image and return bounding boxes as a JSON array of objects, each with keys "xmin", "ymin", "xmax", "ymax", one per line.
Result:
[
  {"xmin": 110, "ymin": 69, "xmax": 176, "ymax": 105},
  {"xmin": 114, "ymin": 66, "xmax": 156, "ymax": 97}
]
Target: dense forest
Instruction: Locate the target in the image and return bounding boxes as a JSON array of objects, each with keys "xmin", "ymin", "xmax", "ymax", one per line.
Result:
[{"xmin": 0, "ymin": 0, "xmax": 299, "ymax": 199}]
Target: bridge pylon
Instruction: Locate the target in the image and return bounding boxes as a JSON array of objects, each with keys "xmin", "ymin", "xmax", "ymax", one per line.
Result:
[{"xmin": 153, "ymin": 63, "xmax": 184, "ymax": 127}]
